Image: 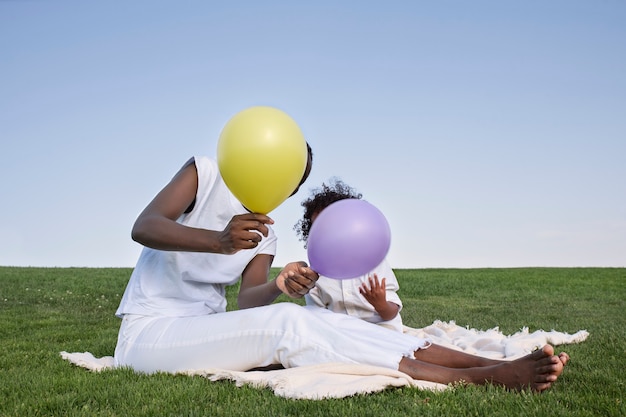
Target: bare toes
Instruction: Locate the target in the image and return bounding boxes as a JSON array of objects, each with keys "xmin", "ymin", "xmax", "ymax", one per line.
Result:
[
  {"xmin": 541, "ymin": 344, "xmax": 555, "ymax": 356},
  {"xmin": 536, "ymin": 362, "xmax": 560, "ymax": 375},
  {"xmin": 533, "ymin": 381, "xmax": 553, "ymax": 392},
  {"xmin": 535, "ymin": 354, "xmax": 559, "ymax": 369},
  {"xmin": 529, "ymin": 344, "xmax": 554, "ymax": 361}
]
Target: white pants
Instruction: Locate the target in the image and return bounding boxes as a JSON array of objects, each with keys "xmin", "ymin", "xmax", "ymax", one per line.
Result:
[{"xmin": 114, "ymin": 303, "xmax": 429, "ymax": 373}]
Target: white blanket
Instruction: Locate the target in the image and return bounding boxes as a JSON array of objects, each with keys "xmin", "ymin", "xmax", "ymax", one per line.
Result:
[{"xmin": 60, "ymin": 320, "xmax": 589, "ymax": 400}]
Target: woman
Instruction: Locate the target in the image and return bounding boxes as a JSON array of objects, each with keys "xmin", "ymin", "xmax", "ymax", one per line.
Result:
[{"xmin": 114, "ymin": 149, "xmax": 566, "ymax": 392}]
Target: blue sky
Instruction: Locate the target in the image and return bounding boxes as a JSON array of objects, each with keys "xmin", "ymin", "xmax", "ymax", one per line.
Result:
[{"xmin": 1, "ymin": 1, "xmax": 624, "ymax": 268}]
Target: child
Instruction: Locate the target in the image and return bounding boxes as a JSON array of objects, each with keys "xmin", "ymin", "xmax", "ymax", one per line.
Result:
[{"xmin": 295, "ymin": 179, "xmax": 404, "ymax": 332}]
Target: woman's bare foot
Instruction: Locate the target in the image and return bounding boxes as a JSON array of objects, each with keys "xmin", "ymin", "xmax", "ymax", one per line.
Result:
[
  {"xmin": 399, "ymin": 344, "xmax": 567, "ymax": 392},
  {"xmin": 488, "ymin": 344, "xmax": 564, "ymax": 392}
]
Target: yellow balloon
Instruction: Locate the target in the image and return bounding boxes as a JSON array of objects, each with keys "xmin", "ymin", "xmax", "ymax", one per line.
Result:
[{"xmin": 217, "ymin": 106, "xmax": 307, "ymax": 214}]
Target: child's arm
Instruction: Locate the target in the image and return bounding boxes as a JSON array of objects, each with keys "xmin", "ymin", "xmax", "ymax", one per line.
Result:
[{"xmin": 359, "ymin": 273, "xmax": 400, "ymax": 321}]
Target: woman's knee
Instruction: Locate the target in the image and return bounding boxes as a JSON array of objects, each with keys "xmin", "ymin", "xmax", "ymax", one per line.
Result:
[
  {"xmin": 267, "ymin": 303, "xmax": 315, "ymax": 325},
  {"xmin": 270, "ymin": 302, "xmax": 308, "ymax": 316}
]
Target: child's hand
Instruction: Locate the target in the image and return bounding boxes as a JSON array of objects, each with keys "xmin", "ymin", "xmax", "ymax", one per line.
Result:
[
  {"xmin": 359, "ymin": 273, "xmax": 387, "ymax": 308},
  {"xmin": 360, "ymin": 273, "xmax": 400, "ymax": 321}
]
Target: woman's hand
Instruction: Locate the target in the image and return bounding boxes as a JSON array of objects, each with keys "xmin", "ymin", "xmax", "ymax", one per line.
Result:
[
  {"xmin": 218, "ymin": 213, "xmax": 274, "ymax": 254},
  {"xmin": 276, "ymin": 262, "xmax": 319, "ymax": 298}
]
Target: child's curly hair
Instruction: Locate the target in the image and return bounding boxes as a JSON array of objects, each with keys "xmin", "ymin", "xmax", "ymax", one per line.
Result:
[{"xmin": 294, "ymin": 178, "xmax": 362, "ymax": 247}]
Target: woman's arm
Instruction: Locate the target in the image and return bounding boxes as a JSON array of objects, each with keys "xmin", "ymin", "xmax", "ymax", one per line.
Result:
[
  {"xmin": 238, "ymin": 259, "xmax": 319, "ymax": 309},
  {"xmin": 237, "ymin": 254, "xmax": 280, "ymax": 308},
  {"xmin": 131, "ymin": 157, "xmax": 274, "ymax": 254}
]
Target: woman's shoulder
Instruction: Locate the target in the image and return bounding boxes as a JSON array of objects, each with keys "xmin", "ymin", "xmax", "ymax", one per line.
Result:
[{"xmin": 193, "ymin": 156, "xmax": 217, "ymax": 169}]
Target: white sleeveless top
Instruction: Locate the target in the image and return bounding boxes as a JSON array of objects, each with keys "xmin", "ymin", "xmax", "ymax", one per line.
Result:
[{"xmin": 116, "ymin": 156, "xmax": 277, "ymax": 318}]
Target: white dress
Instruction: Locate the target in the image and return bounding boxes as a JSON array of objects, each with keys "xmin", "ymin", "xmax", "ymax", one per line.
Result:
[
  {"xmin": 114, "ymin": 156, "xmax": 429, "ymax": 373},
  {"xmin": 305, "ymin": 259, "xmax": 404, "ymax": 332}
]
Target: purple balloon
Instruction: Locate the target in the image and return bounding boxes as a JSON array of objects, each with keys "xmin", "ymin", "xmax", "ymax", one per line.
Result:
[{"xmin": 307, "ymin": 199, "xmax": 391, "ymax": 279}]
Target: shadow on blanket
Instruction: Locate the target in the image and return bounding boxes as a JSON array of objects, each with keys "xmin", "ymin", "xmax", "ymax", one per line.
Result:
[{"xmin": 60, "ymin": 320, "xmax": 589, "ymax": 400}]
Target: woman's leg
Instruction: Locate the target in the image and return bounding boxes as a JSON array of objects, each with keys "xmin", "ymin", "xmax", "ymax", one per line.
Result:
[
  {"xmin": 400, "ymin": 344, "xmax": 564, "ymax": 392},
  {"xmin": 414, "ymin": 343, "xmax": 571, "ymax": 368},
  {"xmin": 114, "ymin": 303, "xmax": 428, "ymax": 373},
  {"xmin": 115, "ymin": 303, "xmax": 565, "ymax": 391},
  {"xmin": 414, "ymin": 344, "xmax": 501, "ymax": 368}
]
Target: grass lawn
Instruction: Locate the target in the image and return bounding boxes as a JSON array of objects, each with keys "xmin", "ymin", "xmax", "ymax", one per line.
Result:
[{"xmin": 0, "ymin": 267, "xmax": 624, "ymax": 416}]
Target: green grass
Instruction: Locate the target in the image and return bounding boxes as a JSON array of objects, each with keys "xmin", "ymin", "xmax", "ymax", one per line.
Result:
[{"xmin": 0, "ymin": 267, "xmax": 624, "ymax": 416}]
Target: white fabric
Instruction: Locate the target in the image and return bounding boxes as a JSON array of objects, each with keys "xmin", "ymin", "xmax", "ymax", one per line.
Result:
[
  {"xmin": 61, "ymin": 320, "xmax": 589, "ymax": 400},
  {"xmin": 403, "ymin": 320, "xmax": 589, "ymax": 359},
  {"xmin": 115, "ymin": 156, "xmax": 277, "ymax": 318},
  {"xmin": 114, "ymin": 303, "xmax": 429, "ymax": 372},
  {"xmin": 305, "ymin": 259, "xmax": 404, "ymax": 332}
]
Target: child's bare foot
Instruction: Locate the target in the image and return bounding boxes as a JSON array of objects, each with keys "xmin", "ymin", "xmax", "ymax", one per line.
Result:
[
  {"xmin": 488, "ymin": 344, "xmax": 563, "ymax": 392},
  {"xmin": 558, "ymin": 352, "xmax": 570, "ymax": 367}
]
